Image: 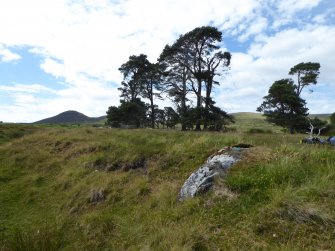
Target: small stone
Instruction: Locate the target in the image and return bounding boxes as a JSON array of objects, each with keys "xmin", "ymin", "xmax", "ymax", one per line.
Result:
[{"xmin": 89, "ymin": 188, "xmax": 106, "ymax": 203}]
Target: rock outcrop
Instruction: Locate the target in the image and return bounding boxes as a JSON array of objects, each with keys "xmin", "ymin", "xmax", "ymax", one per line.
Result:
[{"xmin": 178, "ymin": 144, "xmax": 252, "ymax": 201}]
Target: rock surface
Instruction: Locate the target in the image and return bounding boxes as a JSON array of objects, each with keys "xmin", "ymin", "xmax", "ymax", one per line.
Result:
[
  {"xmin": 89, "ymin": 188, "xmax": 106, "ymax": 203},
  {"xmin": 178, "ymin": 145, "xmax": 251, "ymax": 201}
]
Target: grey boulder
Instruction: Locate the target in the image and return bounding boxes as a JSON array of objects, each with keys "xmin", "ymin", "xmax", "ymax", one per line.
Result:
[{"xmin": 178, "ymin": 146, "xmax": 248, "ymax": 201}]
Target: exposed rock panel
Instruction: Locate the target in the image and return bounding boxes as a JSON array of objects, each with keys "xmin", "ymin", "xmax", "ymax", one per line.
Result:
[{"xmin": 178, "ymin": 145, "xmax": 251, "ymax": 201}]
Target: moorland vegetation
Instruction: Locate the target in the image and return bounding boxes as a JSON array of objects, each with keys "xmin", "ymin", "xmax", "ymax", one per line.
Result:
[{"xmin": 0, "ymin": 123, "xmax": 335, "ymax": 250}]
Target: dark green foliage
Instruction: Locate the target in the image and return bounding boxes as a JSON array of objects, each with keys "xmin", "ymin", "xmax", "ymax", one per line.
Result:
[
  {"xmin": 309, "ymin": 117, "xmax": 328, "ymax": 134},
  {"xmin": 159, "ymin": 26, "xmax": 231, "ymax": 131},
  {"xmin": 175, "ymin": 105, "xmax": 234, "ymax": 131},
  {"xmin": 289, "ymin": 62, "xmax": 320, "ymax": 95},
  {"xmin": 153, "ymin": 107, "xmax": 179, "ymax": 129},
  {"xmin": 154, "ymin": 108, "xmax": 166, "ymax": 128},
  {"xmin": 141, "ymin": 62, "xmax": 164, "ymax": 128},
  {"xmin": 118, "ymin": 54, "xmax": 150, "ymax": 102},
  {"xmin": 158, "ymin": 59, "xmax": 190, "ymax": 130},
  {"xmin": 203, "ymin": 52, "xmax": 231, "ymax": 130},
  {"xmin": 118, "ymin": 54, "xmax": 164, "ymax": 128},
  {"xmin": 112, "ymin": 26, "xmax": 232, "ymax": 131},
  {"xmin": 164, "ymin": 107, "xmax": 179, "ymax": 129},
  {"xmin": 257, "ymin": 79, "xmax": 308, "ymax": 133},
  {"xmin": 106, "ymin": 99, "xmax": 147, "ymax": 128},
  {"xmin": 179, "ymin": 107, "xmax": 204, "ymax": 130},
  {"xmin": 206, "ymin": 105, "xmax": 234, "ymax": 131},
  {"xmin": 324, "ymin": 113, "xmax": 335, "ymax": 135},
  {"xmin": 330, "ymin": 113, "xmax": 335, "ymax": 125},
  {"xmin": 258, "ymin": 61, "xmax": 322, "ymax": 134},
  {"xmin": 105, "ymin": 106, "xmax": 121, "ymax": 127},
  {"xmin": 309, "ymin": 117, "xmax": 327, "ymax": 128}
]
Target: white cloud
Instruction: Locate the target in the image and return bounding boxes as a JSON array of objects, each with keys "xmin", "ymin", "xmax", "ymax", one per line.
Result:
[
  {"xmin": 0, "ymin": 0, "xmax": 333, "ymax": 122},
  {"xmin": 0, "ymin": 81, "xmax": 120, "ymax": 122},
  {"xmin": 238, "ymin": 17, "xmax": 268, "ymax": 42},
  {"xmin": 0, "ymin": 83, "xmax": 56, "ymax": 93},
  {"xmin": 0, "ymin": 45, "xmax": 21, "ymax": 62},
  {"xmin": 277, "ymin": 0, "xmax": 322, "ymax": 14},
  {"xmin": 270, "ymin": 0, "xmax": 323, "ymax": 29},
  {"xmin": 219, "ymin": 24, "xmax": 335, "ymax": 114},
  {"xmin": 247, "ymin": 25, "xmax": 335, "ymax": 86},
  {"xmin": 0, "ymin": 0, "xmax": 261, "ymax": 82}
]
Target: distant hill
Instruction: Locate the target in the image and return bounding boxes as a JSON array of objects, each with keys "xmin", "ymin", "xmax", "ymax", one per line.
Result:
[
  {"xmin": 309, "ymin": 114, "xmax": 331, "ymax": 122},
  {"xmin": 34, "ymin": 110, "xmax": 106, "ymax": 124}
]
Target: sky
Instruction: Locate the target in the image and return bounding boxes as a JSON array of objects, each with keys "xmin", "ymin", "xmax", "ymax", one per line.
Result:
[{"xmin": 0, "ymin": 0, "xmax": 335, "ymax": 123}]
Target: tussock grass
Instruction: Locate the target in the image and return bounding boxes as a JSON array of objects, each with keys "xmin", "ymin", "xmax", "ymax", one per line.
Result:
[{"xmin": 0, "ymin": 125, "xmax": 334, "ymax": 250}]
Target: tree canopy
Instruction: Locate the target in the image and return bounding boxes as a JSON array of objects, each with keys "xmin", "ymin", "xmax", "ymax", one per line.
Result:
[
  {"xmin": 258, "ymin": 61, "xmax": 322, "ymax": 134},
  {"xmin": 257, "ymin": 79, "xmax": 308, "ymax": 133},
  {"xmin": 289, "ymin": 62, "xmax": 320, "ymax": 96},
  {"xmin": 159, "ymin": 26, "xmax": 232, "ymax": 130},
  {"xmin": 106, "ymin": 98, "xmax": 147, "ymax": 128},
  {"xmin": 118, "ymin": 54, "xmax": 150, "ymax": 102},
  {"xmin": 106, "ymin": 27, "xmax": 328, "ymax": 133}
]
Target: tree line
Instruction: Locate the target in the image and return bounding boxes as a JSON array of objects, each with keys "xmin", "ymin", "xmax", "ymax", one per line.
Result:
[
  {"xmin": 106, "ymin": 26, "xmax": 234, "ymax": 131},
  {"xmin": 106, "ymin": 25, "xmax": 331, "ymax": 134}
]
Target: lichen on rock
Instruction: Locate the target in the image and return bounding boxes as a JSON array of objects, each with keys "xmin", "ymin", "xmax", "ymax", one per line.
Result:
[{"xmin": 178, "ymin": 145, "xmax": 251, "ymax": 201}]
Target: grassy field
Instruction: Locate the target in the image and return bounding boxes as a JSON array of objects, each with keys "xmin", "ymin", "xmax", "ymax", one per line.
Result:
[
  {"xmin": 309, "ymin": 113, "xmax": 331, "ymax": 122},
  {"xmin": 231, "ymin": 112, "xmax": 332, "ymax": 133},
  {"xmin": 0, "ymin": 122, "xmax": 334, "ymax": 250},
  {"xmin": 230, "ymin": 112, "xmax": 284, "ymax": 133}
]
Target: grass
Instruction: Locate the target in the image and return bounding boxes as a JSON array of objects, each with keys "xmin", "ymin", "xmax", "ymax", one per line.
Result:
[
  {"xmin": 0, "ymin": 124, "xmax": 39, "ymax": 145},
  {"xmin": 0, "ymin": 123, "xmax": 334, "ymax": 250},
  {"xmin": 309, "ymin": 113, "xmax": 331, "ymax": 123},
  {"xmin": 230, "ymin": 112, "xmax": 283, "ymax": 133}
]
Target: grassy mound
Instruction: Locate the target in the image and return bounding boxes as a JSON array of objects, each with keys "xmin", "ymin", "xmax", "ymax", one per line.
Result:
[{"xmin": 0, "ymin": 125, "xmax": 334, "ymax": 250}]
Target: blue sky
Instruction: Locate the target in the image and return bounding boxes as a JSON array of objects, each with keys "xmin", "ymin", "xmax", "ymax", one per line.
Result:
[{"xmin": 0, "ymin": 0, "xmax": 335, "ymax": 122}]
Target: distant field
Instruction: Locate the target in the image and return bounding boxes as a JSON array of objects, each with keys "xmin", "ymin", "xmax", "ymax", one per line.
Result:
[
  {"xmin": 230, "ymin": 112, "xmax": 331, "ymax": 133},
  {"xmin": 0, "ymin": 124, "xmax": 334, "ymax": 250},
  {"xmin": 309, "ymin": 113, "xmax": 331, "ymax": 122},
  {"xmin": 230, "ymin": 112, "xmax": 283, "ymax": 133}
]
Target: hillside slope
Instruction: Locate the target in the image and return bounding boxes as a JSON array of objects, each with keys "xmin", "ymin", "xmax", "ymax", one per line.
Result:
[
  {"xmin": 0, "ymin": 126, "xmax": 334, "ymax": 250},
  {"xmin": 230, "ymin": 112, "xmax": 283, "ymax": 132},
  {"xmin": 231, "ymin": 112, "xmax": 331, "ymax": 132},
  {"xmin": 34, "ymin": 110, "xmax": 105, "ymax": 124}
]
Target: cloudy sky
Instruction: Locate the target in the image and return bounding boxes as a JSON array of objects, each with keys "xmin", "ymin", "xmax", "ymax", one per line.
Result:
[{"xmin": 0, "ymin": 0, "xmax": 334, "ymax": 122}]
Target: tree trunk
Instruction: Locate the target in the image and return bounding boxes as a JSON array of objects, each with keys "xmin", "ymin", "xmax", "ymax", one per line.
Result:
[
  {"xmin": 195, "ymin": 78, "xmax": 202, "ymax": 131},
  {"xmin": 203, "ymin": 101, "xmax": 209, "ymax": 130},
  {"xmin": 150, "ymin": 96, "xmax": 155, "ymax": 129},
  {"xmin": 181, "ymin": 80, "xmax": 187, "ymax": 131},
  {"xmin": 203, "ymin": 78, "xmax": 212, "ymax": 130}
]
